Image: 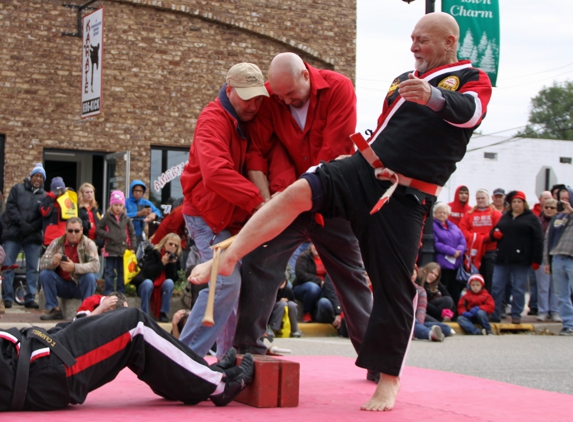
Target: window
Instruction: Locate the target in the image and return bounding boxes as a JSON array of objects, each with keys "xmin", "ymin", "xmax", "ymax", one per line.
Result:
[
  {"xmin": 484, "ymin": 152, "xmax": 497, "ymax": 160},
  {"xmin": 559, "ymin": 157, "xmax": 572, "ymax": 164},
  {"xmin": 150, "ymin": 146, "xmax": 188, "ymax": 211}
]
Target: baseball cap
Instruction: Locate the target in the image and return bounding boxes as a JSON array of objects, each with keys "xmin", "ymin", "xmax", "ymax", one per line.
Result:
[
  {"xmin": 493, "ymin": 188, "xmax": 505, "ymax": 196},
  {"xmin": 226, "ymin": 63, "xmax": 269, "ymax": 100}
]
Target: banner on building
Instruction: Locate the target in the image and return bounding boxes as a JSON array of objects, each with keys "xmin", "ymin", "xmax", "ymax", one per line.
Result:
[
  {"xmin": 442, "ymin": 0, "xmax": 500, "ymax": 86},
  {"xmin": 81, "ymin": 7, "xmax": 104, "ymax": 118}
]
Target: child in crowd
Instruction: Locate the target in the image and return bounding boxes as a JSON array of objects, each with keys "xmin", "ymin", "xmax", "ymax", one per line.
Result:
[
  {"xmin": 268, "ymin": 280, "xmax": 302, "ymax": 339},
  {"xmin": 411, "ymin": 266, "xmax": 454, "ymax": 342},
  {"xmin": 457, "ymin": 274, "xmax": 495, "ymax": 335},
  {"xmin": 97, "ymin": 191, "xmax": 136, "ymax": 294}
]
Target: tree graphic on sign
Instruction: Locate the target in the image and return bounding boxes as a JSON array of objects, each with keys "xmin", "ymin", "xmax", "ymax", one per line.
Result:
[{"xmin": 458, "ymin": 29, "xmax": 498, "ymax": 80}]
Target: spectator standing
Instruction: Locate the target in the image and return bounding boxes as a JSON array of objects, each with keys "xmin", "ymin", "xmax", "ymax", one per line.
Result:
[
  {"xmin": 489, "ymin": 191, "xmax": 543, "ymax": 324},
  {"xmin": 536, "ymin": 198, "xmax": 561, "ymax": 322},
  {"xmin": 1, "ymin": 163, "xmax": 46, "ymax": 308},
  {"xmin": 40, "ymin": 177, "xmax": 70, "ymax": 247},
  {"xmin": 78, "ymin": 182, "xmax": 102, "ymax": 247},
  {"xmin": 433, "ymin": 202, "xmax": 467, "ymax": 307},
  {"xmin": 39, "ymin": 217, "xmax": 99, "ymax": 320},
  {"xmin": 417, "ymin": 262, "xmax": 455, "ymax": 322},
  {"xmin": 491, "ymin": 188, "xmax": 506, "ymax": 213},
  {"xmin": 150, "ymin": 203, "xmax": 187, "ymax": 249},
  {"xmin": 543, "ymin": 186, "xmax": 573, "ymax": 335},
  {"xmin": 448, "ymin": 185, "xmax": 471, "ymax": 226},
  {"xmin": 532, "ymin": 190, "xmax": 553, "ymax": 217},
  {"xmin": 457, "ymin": 274, "xmax": 495, "ymax": 335},
  {"xmin": 125, "ymin": 180, "xmax": 162, "ymax": 244},
  {"xmin": 96, "ymin": 190, "xmax": 136, "ymax": 294},
  {"xmin": 131, "ymin": 232, "xmax": 180, "ymax": 322},
  {"xmin": 460, "ymin": 189, "xmax": 502, "ymax": 294}
]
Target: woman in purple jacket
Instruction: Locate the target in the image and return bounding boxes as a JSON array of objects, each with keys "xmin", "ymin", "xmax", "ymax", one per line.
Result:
[{"xmin": 433, "ymin": 202, "xmax": 467, "ymax": 309}]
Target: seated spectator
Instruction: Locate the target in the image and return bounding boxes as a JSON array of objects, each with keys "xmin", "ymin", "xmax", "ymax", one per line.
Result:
[
  {"xmin": 433, "ymin": 202, "xmax": 467, "ymax": 308},
  {"xmin": 314, "ymin": 275, "xmax": 343, "ymax": 329},
  {"xmin": 40, "ymin": 177, "xmax": 71, "ymax": 247},
  {"xmin": 131, "ymin": 232, "xmax": 181, "ymax": 322},
  {"xmin": 97, "ymin": 191, "xmax": 136, "ymax": 294},
  {"xmin": 457, "ymin": 274, "xmax": 495, "ymax": 335},
  {"xmin": 292, "ymin": 243, "xmax": 326, "ymax": 322},
  {"xmin": 411, "ymin": 266, "xmax": 453, "ymax": 342},
  {"xmin": 39, "ymin": 217, "xmax": 100, "ymax": 320},
  {"xmin": 417, "ymin": 262, "xmax": 455, "ymax": 322},
  {"xmin": 125, "ymin": 180, "xmax": 163, "ymax": 244},
  {"xmin": 171, "ymin": 309, "xmax": 189, "ymax": 339},
  {"xmin": 75, "ymin": 292, "xmax": 129, "ymax": 318},
  {"xmin": 268, "ymin": 280, "xmax": 302, "ymax": 338},
  {"xmin": 78, "ymin": 182, "xmax": 103, "ymax": 249}
]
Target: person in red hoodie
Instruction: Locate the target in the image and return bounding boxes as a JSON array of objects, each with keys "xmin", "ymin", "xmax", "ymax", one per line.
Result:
[
  {"xmin": 448, "ymin": 185, "xmax": 471, "ymax": 226},
  {"xmin": 40, "ymin": 177, "xmax": 69, "ymax": 247},
  {"xmin": 456, "ymin": 274, "xmax": 495, "ymax": 335},
  {"xmin": 459, "ymin": 189, "xmax": 502, "ymax": 294}
]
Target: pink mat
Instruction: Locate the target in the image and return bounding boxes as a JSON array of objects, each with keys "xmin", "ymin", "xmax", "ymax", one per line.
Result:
[{"xmin": 4, "ymin": 356, "xmax": 572, "ymax": 421}]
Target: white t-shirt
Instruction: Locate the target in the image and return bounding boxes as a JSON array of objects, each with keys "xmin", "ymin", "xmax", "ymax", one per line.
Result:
[{"xmin": 289, "ymin": 99, "xmax": 310, "ymax": 130}]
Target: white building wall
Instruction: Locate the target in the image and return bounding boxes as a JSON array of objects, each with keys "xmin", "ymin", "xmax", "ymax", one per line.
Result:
[{"xmin": 438, "ymin": 136, "xmax": 573, "ymax": 207}]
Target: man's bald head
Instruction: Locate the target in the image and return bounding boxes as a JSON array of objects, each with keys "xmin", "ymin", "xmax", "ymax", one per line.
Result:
[
  {"xmin": 268, "ymin": 52, "xmax": 311, "ymax": 108},
  {"xmin": 410, "ymin": 12, "xmax": 460, "ymax": 74}
]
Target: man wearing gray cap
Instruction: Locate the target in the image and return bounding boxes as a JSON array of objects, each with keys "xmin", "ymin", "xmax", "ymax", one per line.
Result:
[
  {"xmin": 178, "ymin": 63, "xmax": 267, "ymax": 360},
  {"xmin": 1, "ymin": 163, "xmax": 47, "ymax": 309},
  {"xmin": 492, "ymin": 188, "xmax": 506, "ymax": 213}
]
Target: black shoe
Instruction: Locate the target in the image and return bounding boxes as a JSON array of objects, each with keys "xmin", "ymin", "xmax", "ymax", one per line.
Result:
[
  {"xmin": 527, "ymin": 308, "xmax": 538, "ymax": 316},
  {"xmin": 366, "ymin": 370, "xmax": 380, "ymax": 383},
  {"xmin": 40, "ymin": 308, "xmax": 64, "ymax": 320},
  {"xmin": 25, "ymin": 301, "xmax": 39, "ymax": 309},
  {"xmin": 159, "ymin": 312, "xmax": 169, "ymax": 322},
  {"xmin": 210, "ymin": 348, "xmax": 237, "ymax": 373},
  {"xmin": 211, "ymin": 353, "xmax": 255, "ymax": 406},
  {"xmin": 3, "ymin": 300, "xmax": 12, "ymax": 309}
]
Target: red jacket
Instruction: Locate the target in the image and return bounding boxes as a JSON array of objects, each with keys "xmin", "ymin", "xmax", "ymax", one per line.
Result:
[
  {"xmin": 457, "ymin": 288, "xmax": 495, "ymax": 315},
  {"xmin": 459, "ymin": 206, "xmax": 502, "ymax": 269},
  {"xmin": 180, "ymin": 88, "xmax": 264, "ymax": 234},
  {"xmin": 246, "ymin": 63, "xmax": 356, "ymax": 190},
  {"xmin": 151, "ymin": 205, "xmax": 187, "ymax": 249},
  {"xmin": 448, "ymin": 185, "xmax": 471, "ymax": 226}
]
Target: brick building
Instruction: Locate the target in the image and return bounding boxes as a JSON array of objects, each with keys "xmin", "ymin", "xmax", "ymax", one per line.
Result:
[{"xmin": 0, "ymin": 0, "xmax": 356, "ymax": 211}]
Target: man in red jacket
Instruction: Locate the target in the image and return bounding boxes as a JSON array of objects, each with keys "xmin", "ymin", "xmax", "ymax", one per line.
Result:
[
  {"xmin": 235, "ymin": 52, "xmax": 373, "ymax": 373},
  {"xmin": 178, "ymin": 63, "xmax": 267, "ymax": 361}
]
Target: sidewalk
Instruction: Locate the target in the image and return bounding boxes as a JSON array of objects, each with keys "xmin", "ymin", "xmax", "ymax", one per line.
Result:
[{"xmin": 0, "ymin": 302, "xmax": 565, "ymax": 336}]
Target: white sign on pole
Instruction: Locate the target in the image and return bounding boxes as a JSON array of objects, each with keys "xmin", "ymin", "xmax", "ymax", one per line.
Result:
[{"xmin": 81, "ymin": 8, "xmax": 104, "ymax": 118}]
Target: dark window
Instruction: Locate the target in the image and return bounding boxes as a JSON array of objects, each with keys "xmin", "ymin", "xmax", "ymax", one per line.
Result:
[
  {"xmin": 559, "ymin": 157, "xmax": 572, "ymax": 164},
  {"xmin": 484, "ymin": 152, "xmax": 497, "ymax": 160}
]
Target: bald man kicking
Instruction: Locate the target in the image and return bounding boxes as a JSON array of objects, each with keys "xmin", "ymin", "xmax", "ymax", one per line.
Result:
[{"xmin": 191, "ymin": 12, "xmax": 492, "ymax": 411}]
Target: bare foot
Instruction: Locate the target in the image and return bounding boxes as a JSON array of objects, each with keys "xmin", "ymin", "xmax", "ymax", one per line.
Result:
[
  {"xmin": 360, "ymin": 373, "xmax": 400, "ymax": 411},
  {"xmin": 189, "ymin": 253, "xmax": 237, "ymax": 284}
]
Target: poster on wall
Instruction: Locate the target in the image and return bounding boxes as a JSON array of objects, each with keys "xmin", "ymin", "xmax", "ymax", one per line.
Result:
[
  {"xmin": 442, "ymin": 0, "xmax": 500, "ymax": 86},
  {"xmin": 81, "ymin": 7, "xmax": 104, "ymax": 118}
]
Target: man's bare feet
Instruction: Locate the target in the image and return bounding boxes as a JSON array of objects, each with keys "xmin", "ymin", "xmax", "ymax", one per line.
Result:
[
  {"xmin": 189, "ymin": 253, "xmax": 237, "ymax": 284},
  {"xmin": 360, "ymin": 373, "xmax": 400, "ymax": 411}
]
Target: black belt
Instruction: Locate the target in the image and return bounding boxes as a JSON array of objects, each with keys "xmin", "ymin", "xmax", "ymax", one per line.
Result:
[{"xmin": 9, "ymin": 327, "xmax": 76, "ymax": 411}]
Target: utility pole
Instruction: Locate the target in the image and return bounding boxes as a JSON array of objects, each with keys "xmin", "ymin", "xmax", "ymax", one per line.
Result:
[{"xmin": 402, "ymin": 0, "xmax": 435, "ymax": 14}]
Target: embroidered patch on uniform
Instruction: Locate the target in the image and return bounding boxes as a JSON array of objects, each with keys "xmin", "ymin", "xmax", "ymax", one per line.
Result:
[
  {"xmin": 438, "ymin": 76, "xmax": 460, "ymax": 91},
  {"xmin": 387, "ymin": 78, "xmax": 400, "ymax": 97}
]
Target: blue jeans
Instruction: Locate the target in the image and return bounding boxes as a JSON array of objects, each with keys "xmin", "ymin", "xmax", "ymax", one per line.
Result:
[
  {"xmin": 491, "ymin": 264, "xmax": 530, "ymax": 320},
  {"xmin": 178, "ymin": 215, "xmax": 241, "ymax": 360},
  {"xmin": 293, "ymin": 281, "xmax": 322, "ymax": 314},
  {"xmin": 40, "ymin": 269, "xmax": 97, "ymax": 309},
  {"xmin": 413, "ymin": 321, "xmax": 452, "ymax": 339},
  {"xmin": 104, "ymin": 256, "xmax": 124, "ymax": 294},
  {"xmin": 457, "ymin": 310, "xmax": 492, "ymax": 334},
  {"xmin": 315, "ymin": 297, "xmax": 335, "ymax": 323},
  {"xmin": 137, "ymin": 278, "xmax": 174, "ymax": 315},
  {"xmin": 527, "ymin": 267, "xmax": 538, "ymax": 311},
  {"xmin": 535, "ymin": 266, "xmax": 558, "ymax": 315},
  {"xmin": 551, "ymin": 255, "xmax": 573, "ymax": 329},
  {"xmin": 1, "ymin": 240, "xmax": 41, "ymax": 303}
]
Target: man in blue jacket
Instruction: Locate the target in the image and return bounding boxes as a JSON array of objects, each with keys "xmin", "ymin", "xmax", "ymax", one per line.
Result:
[{"xmin": 125, "ymin": 180, "xmax": 162, "ymax": 244}]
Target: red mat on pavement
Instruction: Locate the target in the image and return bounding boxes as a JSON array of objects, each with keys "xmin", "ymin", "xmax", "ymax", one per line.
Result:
[{"xmin": 4, "ymin": 356, "xmax": 572, "ymax": 421}]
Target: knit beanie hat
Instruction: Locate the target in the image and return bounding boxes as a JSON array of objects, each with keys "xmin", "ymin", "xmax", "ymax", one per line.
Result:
[
  {"xmin": 468, "ymin": 274, "xmax": 485, "ymax": 289},
  {"xmin": 50, "ymin": 177, "xmax": 65, "ymax": 192},
  {"xmin": 110, "ymin": 190, "xmax": 126, "ymax": 206},
  {"xmin": 30, "ymin": 163, "xmax": 46, "ymax": 179}
]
